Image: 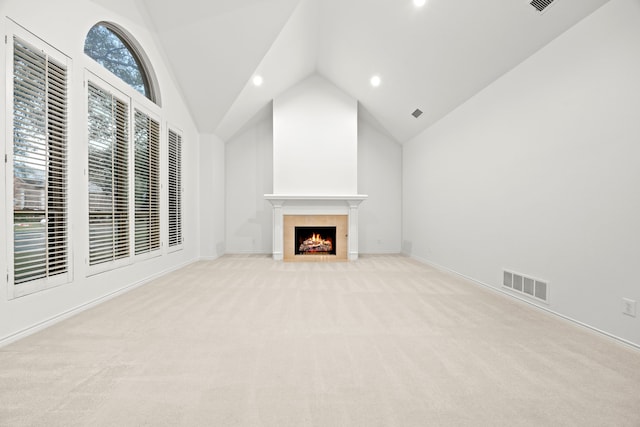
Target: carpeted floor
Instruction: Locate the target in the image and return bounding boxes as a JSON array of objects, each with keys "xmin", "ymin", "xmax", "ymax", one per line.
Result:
[{"xmin": 1, "ymin": 254, "xmax": 639, "ymax": 426}]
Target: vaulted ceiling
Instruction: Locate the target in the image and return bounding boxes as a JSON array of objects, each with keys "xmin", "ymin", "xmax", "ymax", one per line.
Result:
[{"xmin": 129, "ymin": 0, "xmax": 609, "ymax": 142}]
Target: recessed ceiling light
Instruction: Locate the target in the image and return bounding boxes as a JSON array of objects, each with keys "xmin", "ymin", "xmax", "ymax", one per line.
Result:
[
  {"xmin": 370, "ymin": 75, "xmax": 381, "ymax": 87},
  {"xmin": 413, "ymin": 0, "xmax": 427, "ymax": 7},
  {"xmin": 252, "ymin": 75, "xmax": 263, "ymax": 87}
]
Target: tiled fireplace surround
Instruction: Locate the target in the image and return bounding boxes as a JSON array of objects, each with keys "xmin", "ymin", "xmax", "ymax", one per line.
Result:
[{"xmin": 265, "ymin": 195, "xmax": 367, "ymax": 261}]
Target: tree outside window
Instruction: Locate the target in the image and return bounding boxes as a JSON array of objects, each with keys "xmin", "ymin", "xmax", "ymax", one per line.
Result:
[{"xmin": 84, "ymin": 24, "xmax": 150, "ymax": 99}]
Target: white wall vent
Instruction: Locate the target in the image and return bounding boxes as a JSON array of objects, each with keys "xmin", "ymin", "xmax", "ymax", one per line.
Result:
[
  {"xmin": 529, "ymin": 0, "xmax": 557, "ymax": 13},
  {"xmin": 503, "ymin": 270, "xmax": 549, "ymax": 303}
]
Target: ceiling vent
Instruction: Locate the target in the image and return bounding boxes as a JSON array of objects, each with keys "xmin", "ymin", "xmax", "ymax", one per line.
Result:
[
  {"xmin": 529, "ymin": 0, "xmax": 556, "ymax": 13},
  {"xmin": 412, "ymin": 108, "xmax": 423, "ymax": 118}
]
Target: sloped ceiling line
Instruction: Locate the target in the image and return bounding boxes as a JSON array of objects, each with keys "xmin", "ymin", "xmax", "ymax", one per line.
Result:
[{"xmin": 136, "ymin": 0, "xmax": 610, "ymax": 143}]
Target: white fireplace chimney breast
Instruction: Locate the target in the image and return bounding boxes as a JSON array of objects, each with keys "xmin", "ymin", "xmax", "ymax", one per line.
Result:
[{"xmin": 273, "ymin": 75, "xmax": 358, "ymax": 195}]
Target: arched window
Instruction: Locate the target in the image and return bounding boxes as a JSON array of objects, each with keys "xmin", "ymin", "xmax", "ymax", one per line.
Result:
[
  {"xmin": 85, "ymin": 22, "xmax": 165, "ymax": 272},
  {"xmin": 84, "ymin": 22, "xmax": 159, "ymax": 104}
]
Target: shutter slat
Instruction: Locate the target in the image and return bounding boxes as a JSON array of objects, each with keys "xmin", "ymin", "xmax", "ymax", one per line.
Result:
[
  {"xmin": 88, "ymin": 81, "xmax": 130, "ymax": 266},
  {"xmin": 13, "ymin": 36, "xmax": 68, "ymax": 287},
  {"xmin": 134, "ymin": 109, "xmax": 160, "ymax": 255},
  {"xmin": 168, "ymin": 129, "xmax": 183, "ymax": 247}
]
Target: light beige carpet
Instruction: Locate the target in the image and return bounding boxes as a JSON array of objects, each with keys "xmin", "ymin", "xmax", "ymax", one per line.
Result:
[{"xmin": 0, "ymin": 255, "xmax": 639, "ymax": 426}]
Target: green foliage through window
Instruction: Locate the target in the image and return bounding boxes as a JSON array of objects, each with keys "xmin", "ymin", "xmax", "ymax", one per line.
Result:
[{"xmin": 84, "ymin": 24, "xmax": 150, "ymax": 99}]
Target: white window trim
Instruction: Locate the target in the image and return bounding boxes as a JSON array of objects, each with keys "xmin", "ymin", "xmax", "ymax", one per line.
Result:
[
  {"xmin": 85, "ymin": 74, "xmax": 133, "ymax": 277},
  {"xmin": 84, "ymin": 21, "xmax": 162, "ymax": 107},
  {"xmin": 85, "ymin": 73, "xmax": 165, "ymax": 277},
  {"xmin": 83, "ymin": 51, "xmax": 160, "ymax": 119},
  {"xmin": 5, "ymin": 21, "xmax": 73, "ymax": 298}
]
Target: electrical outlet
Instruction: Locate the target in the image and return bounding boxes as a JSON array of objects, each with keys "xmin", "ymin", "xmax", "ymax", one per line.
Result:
[{"xmin": 622, "ymin": 298, "xmax": 637, "ymax": 317}]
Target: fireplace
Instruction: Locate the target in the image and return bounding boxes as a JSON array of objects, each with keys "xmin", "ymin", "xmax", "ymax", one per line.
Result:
[
  {"xmin": 282, "ymin": 213, "xmax": 348, "ymax": 261},
  {"xmin": 265, "ymin": 195, "xmax": 367, "ymax": 261},
  {"xmin": 266, "ymin": 78, "xmax": 366, "ymax": 261},
  {"xmin": 295, "ymin": 226, "xmax": 336, "ymax": 255}
]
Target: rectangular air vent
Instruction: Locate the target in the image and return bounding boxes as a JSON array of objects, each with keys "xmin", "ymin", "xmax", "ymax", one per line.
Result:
[
  {"xmin": 530, "ymin": 0, "xmax": 556, "ymax": 13},
  {"xmin": 503, "ymin": 269, "xmax": 548, "ymax": 303},
  {"xmin": 412, "ymin": 108, "xmax": 423, "ymax": 118}
]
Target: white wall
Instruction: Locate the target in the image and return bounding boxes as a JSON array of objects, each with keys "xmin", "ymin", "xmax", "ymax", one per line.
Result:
[
  {"xmin": 199, "ymin": 134, "xmax": 226, "ymax": 259},
  {"xmin": 223, "ymin": 106, "xmax": 403, "ymax": 255},
  {"xmin": 358, "ymin": 118, "xmax": 402, "ymax": 254},
  {"xmin": 403, "ymin": 0, "xmax": 640, "ymax": 347},
  {"xmin": 273, "ymin": 75, "xmax": 358, "ymax": 195},
  {"xmin": 0, "ymin": 0, "xmax": 203, "ymax": 343},
  {"xmin": 225, "ymin": 113, "xmax": 274, "ymax": 254}
]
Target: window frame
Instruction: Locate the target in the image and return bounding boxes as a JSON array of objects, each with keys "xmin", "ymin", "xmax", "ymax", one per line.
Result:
[
  {"xmin": 84, "ymin": 71, "xmax": 164, "ymax": 276},
  {"xmin": 167, "ymin": 126, "xmax": 184, "ymax": 251},
  {"xmin": 86, "ymin": 76, "xmax": 133, "ymax": 275},
  {"xmin": 83, "ymin": 19, "xmax": 165, "ymax": 276},
  {"xmin": 5, "ymin": 24, "xmax": 73, "ymax": 299},
  {"xmin": 84, "ymin": 21, "xmax": 161, "ymax": 106}
]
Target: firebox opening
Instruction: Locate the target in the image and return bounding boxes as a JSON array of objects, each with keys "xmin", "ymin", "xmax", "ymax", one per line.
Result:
[{"xmin": 295, "ymin": 226, "xmax": 337, "ymax": 255}]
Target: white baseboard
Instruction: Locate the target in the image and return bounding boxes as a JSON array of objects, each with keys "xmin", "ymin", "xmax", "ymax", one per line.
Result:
[
  {"xmin": 0, "ymin": 258, "xmax": 199, "ymax": 349},
  {"xmin": 407, "ymin": 253, "xmax": 640, "ymax": 351},
  {"xmin": 360, "ymin": 251, "xmax": 405, "ymax": 255},
  {"xmin": 223, "ymin": 250, "xmax": 272, "ymax": 255}
]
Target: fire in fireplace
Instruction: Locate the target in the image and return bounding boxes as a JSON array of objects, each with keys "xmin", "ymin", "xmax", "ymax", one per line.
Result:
[{"xmin": 295, "ymin": 226, "xmax": 337, "ymax": 255}]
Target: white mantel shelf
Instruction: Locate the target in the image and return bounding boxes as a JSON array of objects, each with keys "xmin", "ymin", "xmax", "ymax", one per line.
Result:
[
  {"xmin": 264, "ymin": 194, "xmax": 368, "ymax": 202},
  {"xmin": 264, "ymin": 194, "xmax": 368, "ymax": 261}
]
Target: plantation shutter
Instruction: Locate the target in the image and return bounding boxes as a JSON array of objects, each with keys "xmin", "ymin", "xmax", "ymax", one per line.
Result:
[
  {"xmin": 134, "ymin": 110, "xmax": 160, "ymax": 255},
  {"xmin": 168, "ymin": 129, "xmax": 182, "ymax": 247},
  {"xmin": 88, "ymin": 81, "xmax": 130, "ymax": 265},
  {"xmin": 12, "ymin": 37, "xmax": 68, "ymax": 286}
]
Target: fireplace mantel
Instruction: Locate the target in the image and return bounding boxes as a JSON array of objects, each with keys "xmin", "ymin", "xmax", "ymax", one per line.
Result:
[
  {"xmin": 264, "ymin": 194, "xmax": 368, "ymax": 203},
  {"xmin": 265, "ymin": 194, "xmax": 368, "ymax": 261}
]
